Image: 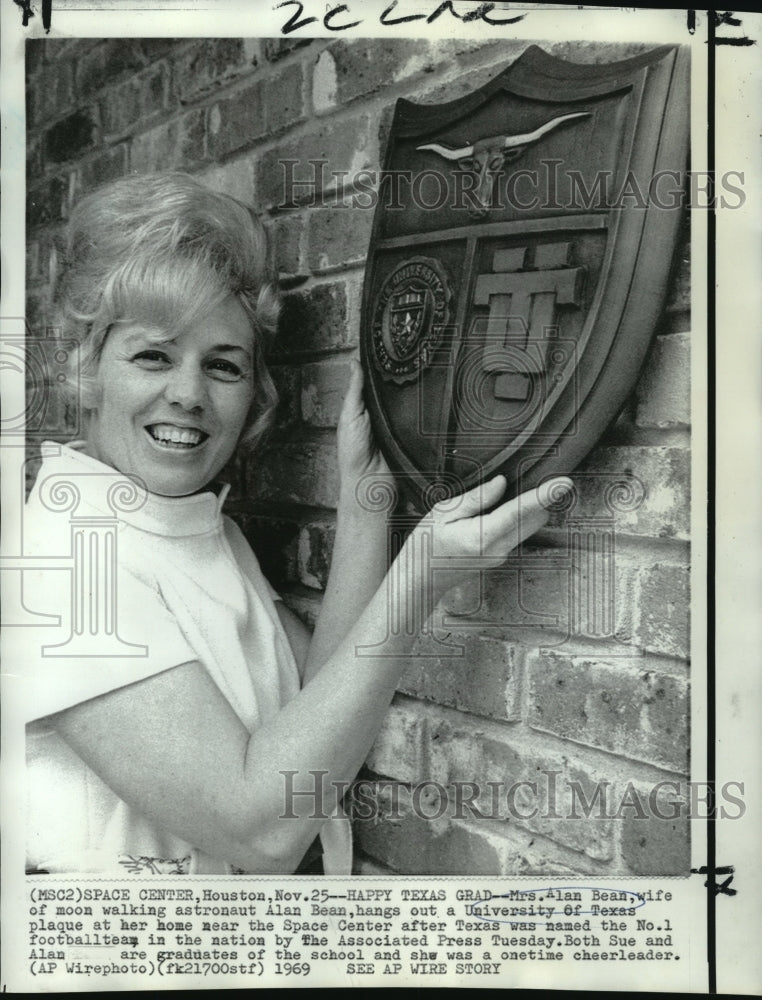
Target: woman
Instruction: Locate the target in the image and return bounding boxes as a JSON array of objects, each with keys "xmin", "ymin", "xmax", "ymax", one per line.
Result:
[{"xmin": 24, "ymin": 172, "xmax": 570, "ymax": 876}]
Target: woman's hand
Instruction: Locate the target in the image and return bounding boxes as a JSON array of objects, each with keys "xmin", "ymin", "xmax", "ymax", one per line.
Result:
[
  {"xmin": 403, "ymin": 472, "xmax": 574, "ymax": 600},
  {"xmin": 336, "ymin": 357, "xmax": 392, "ymax": 512}
]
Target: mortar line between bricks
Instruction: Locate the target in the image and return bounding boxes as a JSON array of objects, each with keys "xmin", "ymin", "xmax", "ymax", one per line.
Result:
[
  {"xmin": 391, "ymin": 692, "xmax": 690, "ymax": 784},
  {"xmin": 457, "ymin": 815, "xmax": 624, "ymax": 875},
  {"xmin": 354, "ymin": 782, "xmax": 651, "ymax": 877},
  {"xmin": 353, "ymin": 764, "xmax": 617, "ymax": 870},
  {"xmin": 433, "ymin": 615, "xmax": 690, "ymax": 661},
  {"xmin": 532, "ymin": 529, "xmax": 691, "ymax": 561}
]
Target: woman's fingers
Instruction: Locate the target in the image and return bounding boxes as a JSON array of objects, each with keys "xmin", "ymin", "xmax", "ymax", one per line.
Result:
[
  {"xmin": 433, "ymin": 474, "xmax": 507, "ymax": 521},
  {"xmin": 536, "ymin": 476, "xmax": 575, "ymax": 510},
  {"xmin": 481, "ymin": 476, "xmax": 574, "ymax": 554}
]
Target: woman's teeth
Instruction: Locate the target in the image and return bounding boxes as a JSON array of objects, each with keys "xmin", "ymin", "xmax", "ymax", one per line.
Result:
[{"xmin": 148, "ymin": 424, "xmax": 205, "ymax": 448}]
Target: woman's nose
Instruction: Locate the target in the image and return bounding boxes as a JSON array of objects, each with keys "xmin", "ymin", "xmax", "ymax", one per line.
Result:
[{"xmin": 165, "ymin": 363, "xmax": 206, "ymax": 411}]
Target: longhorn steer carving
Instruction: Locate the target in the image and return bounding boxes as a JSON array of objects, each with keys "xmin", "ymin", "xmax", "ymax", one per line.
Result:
[{"xmin": 417, "ymin": 112, "xmax": 590, "ymax": 217}]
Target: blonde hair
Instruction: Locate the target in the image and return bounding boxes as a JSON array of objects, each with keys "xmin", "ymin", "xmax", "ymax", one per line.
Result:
[{"xmin": 54, "ymin": 171, "xmax": 279, "ymax": 452}]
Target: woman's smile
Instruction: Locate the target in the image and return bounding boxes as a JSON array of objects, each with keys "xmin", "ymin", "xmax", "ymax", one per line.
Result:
[
  {"xmin": 145, "ymin": 423, "xmax": 210, "ymax": 449},
  {"xmin": 85, "ymin": 295, "xmax": 256, "ymax": 496}
]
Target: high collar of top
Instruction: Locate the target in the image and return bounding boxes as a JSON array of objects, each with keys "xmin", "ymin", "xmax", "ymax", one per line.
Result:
[{"xmin": 36, "ymin": 441, "xmax": 231, "ymax": 538}]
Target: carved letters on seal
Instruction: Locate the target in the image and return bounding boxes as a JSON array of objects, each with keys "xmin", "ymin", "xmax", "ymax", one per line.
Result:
[{"xmin": 371, "ymin": 256, "xmax": 452, "ymax": 384}]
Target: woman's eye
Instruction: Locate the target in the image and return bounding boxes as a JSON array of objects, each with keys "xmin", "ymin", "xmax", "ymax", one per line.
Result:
[
  {"xmin": 207, "ymin": 359, "xmax": 244, "ymax": 381},
  {"xmin": 132, "ymin": 350, "xmax": 170, "ymax": 368}
]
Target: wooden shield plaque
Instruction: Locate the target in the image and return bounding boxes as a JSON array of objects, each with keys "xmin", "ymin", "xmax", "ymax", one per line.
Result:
[{"xmin": 360, "ymin": 45, "xmax": 689, "ymax": 509}]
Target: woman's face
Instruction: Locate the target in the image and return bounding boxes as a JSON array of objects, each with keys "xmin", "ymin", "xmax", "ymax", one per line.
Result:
[{"xmin": 86, "ymin": 295, "xmax": 256, "ymax": 496}]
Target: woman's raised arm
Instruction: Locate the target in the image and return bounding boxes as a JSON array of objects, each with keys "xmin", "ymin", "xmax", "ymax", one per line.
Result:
[
  {"xmin": 302, "ymin": 358, "xmax": 393, "ymax": 683},
  {"xmin": 52, "ymin": 470, "xmax": 569, "ymax": 874}
]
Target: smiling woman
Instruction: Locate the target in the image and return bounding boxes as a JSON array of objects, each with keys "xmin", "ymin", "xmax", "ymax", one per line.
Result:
[
  {"xmin": 85, "ymin": 299, "xmax": 256, "ymax": 498},
  {"xmin": 23, "ymin": 171, "xmax": 570, "ymax": 876}
]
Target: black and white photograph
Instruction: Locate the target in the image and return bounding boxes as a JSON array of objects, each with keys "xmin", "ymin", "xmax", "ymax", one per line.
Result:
[{"xmin": 1, "ymin": 2, "xmax": 760, "ymax": 994}]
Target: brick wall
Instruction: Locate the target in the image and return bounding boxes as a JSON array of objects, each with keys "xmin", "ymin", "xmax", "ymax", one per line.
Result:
[{"xmin": 25, "ymin": 36, "xmax": 690, "ymax": 876}]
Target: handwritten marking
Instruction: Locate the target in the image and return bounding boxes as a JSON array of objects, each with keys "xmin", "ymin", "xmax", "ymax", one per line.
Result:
[
  {"xmin": 276, "ymin": 0, "xmax": 524, "ymax": 34},
  {"xmin": 691, "ymin": 864, "xmax": 737, "ymax": 896}
]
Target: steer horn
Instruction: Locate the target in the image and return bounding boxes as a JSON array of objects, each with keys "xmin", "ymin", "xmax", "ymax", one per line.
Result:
[
  {"xmin": 416, "ymin": 111, "xmax": 590, "ymax": 160},
  {"xmin": 416, "ymin": 111, "xmax": 591, "ymax": 218}
]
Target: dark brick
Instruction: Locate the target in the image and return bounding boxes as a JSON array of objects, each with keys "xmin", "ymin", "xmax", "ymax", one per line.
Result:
[
  {"xmin": 129, "ymin": 109, "xmax": 207, "ymax": 173},
  {"xmin": 399, "ymin": 633, "xmax": 522, "ymax": 722},
  {"xmin": 269, "ymin": 364, "xmax": 301, "ymax": 429},
  {"xmin": 635, "ymin": 334, "xmax": 691, "ymax": 429},
  {"xmin": 254, "ymin": 113, "xmax": 374, "ymax": 210},
  {"xmin": 528, "ymin": 651, "xmax": 689, "ymax": 772},
  {"xmin": 237, "ymin": 515, "xmax": 299, "ymax": 587},
  {"xmin": 264, "ymin": 63, "xmax": 306, "ymax": 135},
  {"xmin": 250, "ymin": 440, "xmax": 339, "ymax": 509},
  {"xmin": 25, "ymin": 231, "xmax": 56, "ymax": 284},
  {"xmin": 307, "ymin": 208, "xmax": 373, "ymax": 272},
  {"xmin": 26, "ymin": 241, "xmax": 40, "ymax": 285},
  {"xmin": 44, "ymin": 109, "xmax": 99, "ymax": 164},
  {"xmin": 207, "ymin": 82, "xmax": 266, "ymax": 160},
  {"xmin": 27, "ymin": 174, "xmax": 70, "ymax": 228},
  {"xmin": 275, "ymin": 281, "xmax": 350, "ymax": 357},
  {"xmin": 41, "ymin": 39, "xmax": 98, "ymax": 62},
  {"xmin": 174, "ymin": 38, "xmax": 258, "ymax": 104},
  {"xmin": 75, "ymin": 39, "xmax": 156, "ymax": 96},
  {"xmin": 138, "ymin": 39, "xmax": 188, "ymax": 62},
  {"xmin": 76, "ymin": 145, "xmax": 129, "ymax": 198},
  {"xmin": 25, "ymin": 38, "xmax": 47, "ymax": 77},
  {"xmin": 24, "ymin": 290, "xmax": 50, "ymax": 332},
  {"xmin": 328, "ymin": 39, "xmax": 438, "ymax": 106},
  {"xmin": 25, "ymin": 369, "xmax": 80, "ymax": 440},
  {"xmin": 27, "ymin": 138, "xmax": 43, "ymax": 181},
  {"xmin": 100, "ymin": 63, "xmax": 169, "ymax": 138},
  {"xmin": 263, "ymin": 38, "xmax": 315, "ymax": 62},
  {"xmin": 300, "ymin": 358, "xmax": 349, "ymax": 427},
  {"xmin": 265, "ymin": 214, "xmax": 304, "ymax": 276},
  {"xmin": 354, "ymin": 790, "xmax": 507, "ymax": 875},
  {"xmin": 26, "ymin": 58, "xmax": 75, "ymax": 126}
]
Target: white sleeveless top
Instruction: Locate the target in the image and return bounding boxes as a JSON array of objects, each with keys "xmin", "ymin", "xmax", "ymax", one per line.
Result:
[{"xmin": 22, "ymin": 441, "xmax": 350, "ymax": 875}]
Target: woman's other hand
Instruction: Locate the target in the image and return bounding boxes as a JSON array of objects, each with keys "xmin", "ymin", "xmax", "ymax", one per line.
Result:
[{"xmin": 336, "ymin": 357, "xmax": 392, "ymax": 512}]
